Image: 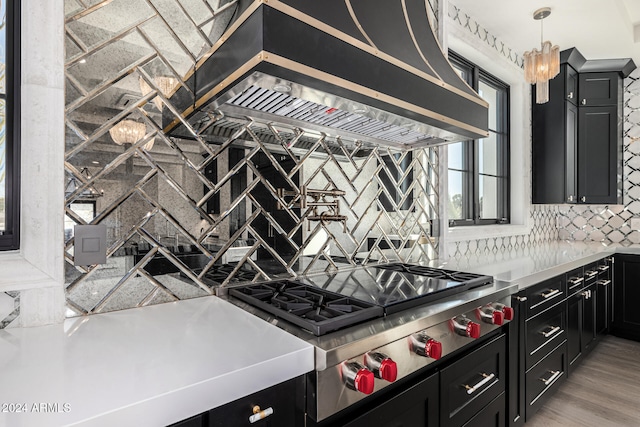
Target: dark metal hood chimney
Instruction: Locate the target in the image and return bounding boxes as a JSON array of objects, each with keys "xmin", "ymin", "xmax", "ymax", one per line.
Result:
[{"xmin": 164, "ymin": 0, "xmax": 489, "ymax": 149}]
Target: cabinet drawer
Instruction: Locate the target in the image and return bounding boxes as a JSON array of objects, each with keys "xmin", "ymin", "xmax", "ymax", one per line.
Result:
[
  {"xmin": 566, "ymin": 267, "xmax": 584, "ymax": 293},
  {"xmin": 525, "ymin": 302, "xmax": 567, "ymax": 370},
  {"xmin": 208, "ymin": 377, "xmax": 304, "ymax": 427},
  {"xmin": 342, "ymin": 371, "xmax": 439, "ymax": 427},
  {"xmin": 526, "ymin": 342, "xmax": 566, "ymax": 421},
  {"xmin": 597, "ymin": 257, "xmax": 611, "ymax": 279},
  {"xmin": 461, "ymin": 393, "xmax": 505, "ymax": 427},
  {"xmin": 440, "ymin": 334, "xmax": 506, "ymax": 427},
  {"xmin": 583, "ymin": 262, "xmax": 599, "ymax": 285},
  {"xmin": 526, "ymin": 275, "xmax": 566, "ymax": 318}
]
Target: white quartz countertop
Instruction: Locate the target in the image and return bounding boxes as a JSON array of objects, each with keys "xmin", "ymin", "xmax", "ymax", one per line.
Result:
[
  {"xmin": 431, "ymin": 241, "xmax": 625, "ymax": 289},
  {"xmin": 0, "ymin": 297, "xmax": 314, "ymax": 427}
]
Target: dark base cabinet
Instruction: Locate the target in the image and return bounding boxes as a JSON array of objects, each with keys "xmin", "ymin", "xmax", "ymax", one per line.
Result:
[
  {"xmin": 525, "ymin": 342, "xmax": 566, "ymax": 421},
  {"xmin": 341, "ymin": 371, "xmax": 439, "ymax": 427},
  {"xmin": 440, "ymin": 334, "xmax": 506, "ymax": 427},
  {"xmin": 463, "ymin": 393, "xmax": 506, "ymax": 427},
  {"xmin": 613, "ymin": 254, "xmax": 640, "ymax": 341},
  {"xmin": 170, "ymin": 414, "xmax": 206, "ymax": 427},
  {"xmin": 514, "ymin": 255, "xmax": 613, "ymax": 425},
  {"xmin": 208, "ymin": 377, "xmax": 304, "ymax": 427},
  {"xmin": 167, "ymin": 377, "xmax": 305, "ymax": 427},
  {"xmin": 339, "ymin": 334, "xmax": 507, "ymax": 427}
]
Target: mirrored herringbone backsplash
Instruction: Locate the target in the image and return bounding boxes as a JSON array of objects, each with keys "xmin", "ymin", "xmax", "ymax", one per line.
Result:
[{"xmin": 64, "ymin": 0, "xmax": 440, "ymax": 316}]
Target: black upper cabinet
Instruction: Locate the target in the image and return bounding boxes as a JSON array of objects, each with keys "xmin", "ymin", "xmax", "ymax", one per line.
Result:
[
  {"xmin": 578, "ymin": 106, "xmax": 619, "ymax": 204},
  {"xmin": 532, "ymin": 64, "xmax": 576, "ymax": 204},
  {"xmin": 578, "ymin": 72, "xmax": 619, "ymax": 106},
  {"xmin": 532, "ymin": 48, "xmax": 634, "ymax": 205}
]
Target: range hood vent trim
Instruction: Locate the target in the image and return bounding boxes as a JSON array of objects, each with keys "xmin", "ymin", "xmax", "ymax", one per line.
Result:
[{"xmin": 164, "ymin": 0, "xmax": 489, "ymax": 148}]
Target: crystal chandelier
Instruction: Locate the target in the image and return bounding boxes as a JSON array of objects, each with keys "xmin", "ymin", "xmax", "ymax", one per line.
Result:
[
  {"xmin": 139, "ymin": 76, "xmax": 179, "ymax": 111},
  {"xmin": 108, "ymin": 119, "xmax": 153, "ymax": 150},
  {"xmin": 523, "ymin": 7, "xmax": 560, "ymax": 104}
]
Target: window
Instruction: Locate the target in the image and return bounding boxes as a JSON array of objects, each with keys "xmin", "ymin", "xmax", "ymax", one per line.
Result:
[
  {"xmin": 0, "ymin": 0, "xmax": 19, "ymax": 250},
  {"xmin": 447, "ymin": 51, "xmax": 509, "ymax": 226}
]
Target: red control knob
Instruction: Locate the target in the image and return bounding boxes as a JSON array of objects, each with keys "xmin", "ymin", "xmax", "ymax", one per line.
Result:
[
  {"xmin": 410, "ymin": 333, "xmax": 443, "ymax": 360},
  {"xmin": 467, "ymin": 321, "xmax": 481, "ymax": 338},
  {"xmin": 425, "ymin": 338, "xmax": 443, "ymax": 360},
  {"xmin": 364, "ymin": 352, "xmax": 398, "ymax": 382},
  {"xmin": 502, "ymin": 306, "xmax": 514, "ymax": 321},
  {"xmin": 492, "ymin": 310, "xmax": 505, "ymax": 326},
  {"xmin": 379, "ymin": 359, "xmax": 398, "ymax": 382},
  {"xmin": 452, "ymin": 316, "xmax": 481, "ymax": 339},
  {"xmin": 342, "ymin": 361, "xmax": 376, "ymax": 395},
  {"xmin": 354, "ymin": 369, "xmax": 375, "ymax": 394}
]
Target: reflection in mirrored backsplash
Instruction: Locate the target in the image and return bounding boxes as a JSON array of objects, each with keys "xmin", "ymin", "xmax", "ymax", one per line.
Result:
[{"xmin": 63, "ymin": 0, "xmax": 441, "ymax": 316}]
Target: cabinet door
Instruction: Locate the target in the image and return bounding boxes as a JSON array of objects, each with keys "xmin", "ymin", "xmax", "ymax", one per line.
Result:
[
  {"xmin": 582, "ymin": 284, "xmax": 597, "ymax": 354},
  {"xmin": 532, "ymin": 67, "xmax": 569, "ymax": 204},
  {"xmin": 612, "ymin": 255, "xmax": 640, "ymax": 341},
  {"xmin": 342, "ymin": 371, "xmax": 439, "ymax": 427},
  {"xmin": 461, "ymin": 393, "xmax": 506, "ymax": 427},
  {"xmin": 577, "ymin": 106, "xmax": 619, "ymax": 204},
  {"xmin": 567, "ymin": 291, "xmax": 582, "ymax": 374},
  {"xmin": 578, "ymin": 72, "xmax": 618, "ymax": 106}
]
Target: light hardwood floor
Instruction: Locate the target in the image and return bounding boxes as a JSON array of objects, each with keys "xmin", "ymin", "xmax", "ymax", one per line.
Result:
[{"xmin": 525, "ymin": 335, "xmax": 640, "ymax": 427}]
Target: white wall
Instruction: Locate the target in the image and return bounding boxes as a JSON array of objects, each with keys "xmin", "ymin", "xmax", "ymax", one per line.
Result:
[
  {"xmin": 0, "ymin": 0, "xmax": 65, "ymax": 327},
  {"xmin": 440, "ymin": 1, "xmax": 539, "ymax": 258}
]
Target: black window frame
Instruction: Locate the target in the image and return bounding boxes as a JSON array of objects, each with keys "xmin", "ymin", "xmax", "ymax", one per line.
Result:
[
  {"xmin": 0, "ymin": 0, "xmax": 20, "ymax": 251},
  {"xmin": 447, "ymin": 50, "xmax": 510, "ymax": 227},
  {"xmin": 0, "ymin": 0, "xmax": 20, "ymax": 250}
]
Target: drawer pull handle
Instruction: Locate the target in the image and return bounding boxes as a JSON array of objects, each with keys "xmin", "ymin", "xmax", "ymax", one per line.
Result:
[
  {"xmin": 597, "ymin": 265, "xmax": 609, "ymax": 272},
  {"xmin": 541, "ymin": 326, "xmax": 561, "ymax": 338},
  {"xmin": 249, "ymin": 406, "xmax": 274, "ymax": 423},
  {"xmin": 568, "ymin": 277, "xmax": 584, "ymax": 286},
  {"xmin": 541, "ymin": 289, "xmax": 561, "ymax": 299},
  {"xmin": 515, "ymin": 296, "xmax": 527, "ymax": 302},
  {"xmin": 539, "ymin": 370, "xmax": 561, "ymax": 386},
  {"xmin": 597, "ymin": 279, "xmax": 611, "ymax": 287},
  {"xmin": 464, "ymin": 373, "xmax": 495, "ymax": 395},
  {"xmin": 585, "ymin": 270, "xmax": 598, "ymax": 278}
]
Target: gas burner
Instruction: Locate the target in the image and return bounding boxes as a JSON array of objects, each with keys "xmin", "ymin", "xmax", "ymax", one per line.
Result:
[
  {"xmin": 201, "ymin": 264, "xmax": 259, "ymax": 286},
  {"xmin": 376, "ymin": 263, "xmax": 493, "ymax": 288},
  {"xmin": 230, "ymin": 281, "xmax": 383, "ymax": 336}
]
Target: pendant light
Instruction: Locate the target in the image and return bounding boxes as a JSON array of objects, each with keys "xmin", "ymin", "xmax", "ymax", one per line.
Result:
[{"xmin": 523, "ymin": 7, "xmax": 560, "ymax": 104}]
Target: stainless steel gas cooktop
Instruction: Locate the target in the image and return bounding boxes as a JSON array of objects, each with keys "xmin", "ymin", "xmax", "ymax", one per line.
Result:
[{"xmin": 230, "ymin": 263, "xmax": 493, "ymax": 336}]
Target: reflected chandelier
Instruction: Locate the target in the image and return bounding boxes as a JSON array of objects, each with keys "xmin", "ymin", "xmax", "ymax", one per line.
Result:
[
  {"xmin": 523, "ymin": 7, "xmax": 559, "ymax": 104},
  {"xmin": 139, "ymin": 76, "xmax": 179, "ymax": 111},
  {"xmin": 108, "ymin": 119, "xmax": 153, "ymax": 150}
]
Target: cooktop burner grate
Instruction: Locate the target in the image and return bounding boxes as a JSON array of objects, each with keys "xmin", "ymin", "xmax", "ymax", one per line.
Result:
[
  {"xmin": 376, "ymin": 263, "xmax": 493, "ymax": 288},
  {"xmin": 230, "ymin": 281, "xmax": 384, "ymax": 336}
]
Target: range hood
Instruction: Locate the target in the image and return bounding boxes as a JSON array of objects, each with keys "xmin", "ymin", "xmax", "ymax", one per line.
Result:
[{"xmin": 164, "ymin": 0, "xmax": 489, "ymax": 149}]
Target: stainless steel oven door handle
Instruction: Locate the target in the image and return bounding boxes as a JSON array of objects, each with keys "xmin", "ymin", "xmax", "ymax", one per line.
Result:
[
  {"xmin": 541, "ymin": 326, "xmax": 561, "ymax": 338},
  {"xmin": 540, "ymin": 289, "xmax": 561, "ymax": 299},
  {"xmin": 539, "ymin": 370, "xmax": 561, "ymax": 386},
  {"xmin": 464, "ymin": 372, "xmax": 495, "ymax": 395}
]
